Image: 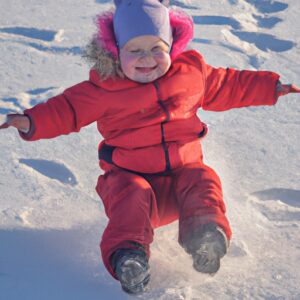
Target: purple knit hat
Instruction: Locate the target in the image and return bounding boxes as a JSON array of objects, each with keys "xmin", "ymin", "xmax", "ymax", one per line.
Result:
[{"xmin": 113, "ymin": 0, "xmax": 172, "ymax": 48}]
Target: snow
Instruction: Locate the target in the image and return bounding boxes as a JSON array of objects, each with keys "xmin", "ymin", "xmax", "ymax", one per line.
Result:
[{"xmin": 0, "ymin": 0, "xmax": 299, "ymax": 299}]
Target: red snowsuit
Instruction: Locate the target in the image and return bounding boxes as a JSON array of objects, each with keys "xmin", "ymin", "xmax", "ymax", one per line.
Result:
[{"xmin": 20, "ymin": 50, "xmax": 280, "ymax": 277}]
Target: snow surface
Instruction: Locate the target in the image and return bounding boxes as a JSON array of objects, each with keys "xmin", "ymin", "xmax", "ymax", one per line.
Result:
[{"xmin": 0, "ymin": 0, "xmax": 299, "ymax": 299}]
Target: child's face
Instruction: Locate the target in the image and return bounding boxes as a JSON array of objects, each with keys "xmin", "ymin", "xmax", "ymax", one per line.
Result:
[{"xmin": 119, "ymin": 35, "xmax": 171, "ymax": 83}]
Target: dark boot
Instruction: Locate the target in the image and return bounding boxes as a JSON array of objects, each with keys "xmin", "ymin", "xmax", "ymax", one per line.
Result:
[
  {"xmin": 112, "ymin": 248, "xmax": 150, "ymax": 294},
  {"xmin": 183, "ymin": 223, "xmax": 229, "ymax": 274}
]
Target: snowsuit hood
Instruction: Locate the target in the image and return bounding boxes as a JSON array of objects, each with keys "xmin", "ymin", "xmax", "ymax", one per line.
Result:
[{"xmin": 83, "ymin": 7, "xmax": 194, "ymax": 80}]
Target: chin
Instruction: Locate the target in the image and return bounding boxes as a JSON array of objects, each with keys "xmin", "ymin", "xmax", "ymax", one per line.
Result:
[
  {"xmin": 131, "ymin": 71, "xmax": 167, "ymax": 83},
  {"xmin": 135, "ymin": 77, "xmax": 157, "ymax": 83}
]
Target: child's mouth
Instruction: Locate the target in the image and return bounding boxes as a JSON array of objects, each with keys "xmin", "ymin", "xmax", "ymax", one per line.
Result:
[{"xmin": 135, "ymin": 66, "xmax": 157, "ymax": 74}]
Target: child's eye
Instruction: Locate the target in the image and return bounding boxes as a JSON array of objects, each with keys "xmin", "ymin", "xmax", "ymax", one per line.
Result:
[
  {"xmin": 152, "ymin": 46, "xmax": 163, "ymax": 52},
  {"xmin": 130, "ymin": 49, "xmax": 142, "ymax": 54},
  {"xmin": 151, "ymin": 46, "xmax": 168, "ymax": 55}
]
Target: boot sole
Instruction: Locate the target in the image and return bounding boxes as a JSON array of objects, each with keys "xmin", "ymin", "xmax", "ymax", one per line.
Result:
[
  {"xmin": 192, "ymin": 228, "xmax": 228, "ymax": 274},
  {"xmin": 118, "ymin": 259, "xmax": 150, "ymax": 294}
]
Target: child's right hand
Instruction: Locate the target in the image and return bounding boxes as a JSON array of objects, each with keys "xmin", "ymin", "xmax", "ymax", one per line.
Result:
[
  {"xmin": 277, "ymin": 82, "xmax": 300, "ymax": 97},
  {"xmin": 0, "ymin": 114, "xmax": 30, "ymax": 133}
]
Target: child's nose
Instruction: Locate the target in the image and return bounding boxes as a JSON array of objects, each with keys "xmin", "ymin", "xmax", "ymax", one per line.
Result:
[{"xmin": 139, "ymin": 53, "xmax": 155, "ymax": 63}]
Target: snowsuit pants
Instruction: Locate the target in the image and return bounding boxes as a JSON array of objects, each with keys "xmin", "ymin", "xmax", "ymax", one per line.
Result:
[{"xmin": 96, "ymin": 162, "xmax": 232, "ymax": 278}]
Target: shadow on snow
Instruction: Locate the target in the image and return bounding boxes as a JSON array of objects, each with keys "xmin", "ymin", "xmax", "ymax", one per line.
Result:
[
  {"xmin": 0, "ymin": 228, "xmax": 124, "ymax": 300},
  {"xmin": 245, "ymin": 0, "xmax": 288, "ymax": 14},
  {"xmin": 0, "ymin": 27, "xmax": 58, "ymax": 42},
  {"xmin": 19, "ymin": 158, "xmax": 78, "ymax": 186}
]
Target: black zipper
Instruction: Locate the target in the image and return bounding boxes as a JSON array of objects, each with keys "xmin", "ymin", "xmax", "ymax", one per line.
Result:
[{"xmin": 153, "ymin": 81, "xmax": 171, "ymax": 172}]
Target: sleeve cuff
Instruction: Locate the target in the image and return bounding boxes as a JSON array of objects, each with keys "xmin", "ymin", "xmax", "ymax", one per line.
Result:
[{"xmin": 19, "ymin": 113, "xmax": 36, "ymax": 141}]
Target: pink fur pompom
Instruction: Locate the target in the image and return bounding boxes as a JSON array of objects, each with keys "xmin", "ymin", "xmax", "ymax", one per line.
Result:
[
  {"xmin": 169, "ymin": 9, "xmax": 194, "ymax": 59},
  {"xmin": 95, "ymin": 12, "xmax": 119, "ymax": 59}
]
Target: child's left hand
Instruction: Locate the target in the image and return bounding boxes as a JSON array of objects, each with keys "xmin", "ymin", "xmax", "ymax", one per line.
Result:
[{"xmin": 277, "ymin": 82, "xmax": 300, "ymax": 97}]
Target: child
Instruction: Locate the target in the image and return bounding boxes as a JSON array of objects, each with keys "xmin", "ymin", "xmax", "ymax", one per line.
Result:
[{"xmin": 1, "ymin": 0, "xmax": 299, "ymax": 294}]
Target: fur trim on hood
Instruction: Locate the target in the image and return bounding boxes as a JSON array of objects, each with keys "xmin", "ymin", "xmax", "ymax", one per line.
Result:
[{"xmin": 82, "ymin": 7, "xmax": 194, "ymax": 81}]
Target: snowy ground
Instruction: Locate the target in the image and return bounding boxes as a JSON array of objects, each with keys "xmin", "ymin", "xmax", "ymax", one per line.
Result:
[{"xmin": 0, "ymin": 0, "xmax": 299, "ymax": 299}]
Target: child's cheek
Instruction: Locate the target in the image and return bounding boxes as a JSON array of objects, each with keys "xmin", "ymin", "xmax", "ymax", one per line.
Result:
[
  {"xmin": 156, "ymin": 53, "xmax": 171, "ymax": 69},
  {"xmin": 158, "ymin": 51, "xmax": 171, "ymax": 61},
  {"xmin": 120, "ymin": 53, "xmax": 138, "ymax": 73}
]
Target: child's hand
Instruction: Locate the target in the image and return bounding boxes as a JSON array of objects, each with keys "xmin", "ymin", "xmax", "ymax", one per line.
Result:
[
  {"xmin": 277, "ymin": 82, "xmax": 300, "ymax": 97},
  {"xmin": 0, "ymin": 114, "xmax": 30, "ymax": 133}
]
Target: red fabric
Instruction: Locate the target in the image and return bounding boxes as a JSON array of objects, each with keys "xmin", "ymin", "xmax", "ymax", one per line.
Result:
[
  {"xmin": 96, "ymin": 162, "xmax": 231, "ymax": 278},
  {"xmin": 21, "ymin": 50, "xmax": 280, "ymax": 174},
  {"xmin": 0, "ymin": 123, "xmax": 9, "ymax": 129},
  {"xmin": 19, "ymin": 50, "xmax": 280, "ymax": 278}
]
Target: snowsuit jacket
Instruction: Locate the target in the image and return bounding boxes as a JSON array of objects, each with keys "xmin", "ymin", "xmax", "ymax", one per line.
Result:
[
  {"xmin": 21, "ymin": 50, "xmax": 280, "ymax": 174},
  {"xmin": 20, "ymin": 50, "xmax": 280, "ymax": 277}
]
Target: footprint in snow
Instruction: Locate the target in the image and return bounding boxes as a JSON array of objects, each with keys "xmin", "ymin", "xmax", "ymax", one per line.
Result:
[
  {"xmin": 19, "ymin": 159, "xmax": 78, "ymax": 186},
  {"xmin": 193, "ymin": 15, "xmax": 241, "ymax": 30},
  {"xmin": 193, "ymin": 14, "xmax": 282, "ymax": 30},
  {"xmin": 253, "ymin": 14, "xmax": 282, "ymax": 29},
  {"xmin": 231, "ymin": 31, "xmax": 295, "ymax": 53},
  {"xmin": 244, "ymin": 0, "xmax": 288, "ymax": 14},
  {"xmin": 0, "ymin": 87, "xmax": 58, "ymax": 115},
  {"xmin": 252, "ymin": 188, "xmax": 300, "ymax": 209},
  {"xmin": 250, "ymin": 188, "xmax": 300, "ymax": 222},
  {"xmin": 95, "ymin": 0, "xmax": 112, "ymax": 3},
  {"xmin": 0, "ymin": 27, "xmax": 81, "ymax": 55},
  {"xmin": 0, "ymin": 27, "xmax": 62, "ymax": 42},
  {"xmin": 170, "ymin": 0, "xmax": 199, "ymax": 10},
  {"xmin": 227, "ymin": 241, "xmax": 249, "ymax": 258},
  {"xmin": 192, "ymin": 12, "xmax": 293, "ymax": 71},
  {"xmin": 21, "ymin": 41, "xmax": 82, "ymax": 55}
]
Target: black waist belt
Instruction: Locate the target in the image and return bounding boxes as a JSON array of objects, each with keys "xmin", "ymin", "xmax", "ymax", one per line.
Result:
[
  {"xmin": 198, "ymin": 127, "xmax": 207, "ymax": 138},
  {"xmin": 98, "ymin": 144, "xmax": 115, "ymax": 163}
]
